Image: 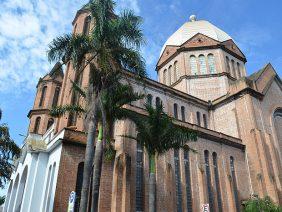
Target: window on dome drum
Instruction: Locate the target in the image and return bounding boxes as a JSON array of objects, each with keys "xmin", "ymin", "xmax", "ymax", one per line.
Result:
[
  {"xmin": 83, "ymin": 16, "xmax": 91, "ymax": 35},
  {"xmin": 196, "ymin": 112, "xmax": 201, "ymax": 126},
  {"xmin": 203, "ymin": 114, "xmax": 208, "ymax": 128},
  {"xmin": 181, "ymin": 106, "xmax": 185, "ymax": 122},
  {"xmin": 174, "ymin": 103, "xmax": 178, "ymax": 119},
  {"xmin": 190, "ymin": 56, "xmax": 198, "ymax": 75},
  {"xmin": 156, "ymin": 97, "xmax": 161, "ymax": 108},
  {"xmin": 163, "ymin": 69, "xmax": 167, "ymax": 85},
  {"xmin": 167, "ymin": 66, "xmax": 172, "ymax": 85},
  {"xmin": 146, "ymin": 94, "xmax": 153, "ymax": 106},
  {"xmin": 174, "ymin": 149, "xmax": 183, "ymax": 212},
  {"xmin": 230, "ymin": 156, "xmax": 240, "ymax": 212},
  {"xmin": 34, "ymin": 117, "xmax": 41, "ymax": 134},
  {"xmin": 231, "ymin": 60, "xmax": 236, "ymax": 78},
  {"xmin": 174, "ymin": 61, "xmax": 179, "ymax": 82},
  {"xmin": 226, "ymin": 56, "xmax": 230, "ymax": 74},
  {"xmin": 52, "ymin": 87, "xmax": 60, "ymax": 107},
  {"xmin": 136, "ymin": 143, "xmax": 144, "ymax": 212},
  {"xmin": 39, "ymin": 86, "xmax": 47, "ymax": 107},
  {"xmin": 212, "ymin": 153, "xmax": 223, "ymax": 212},
  {"xmin": 75, "ymin": 162, "xmax": 84, "ymax": 211},
  {"xmin": 184, "ymin": 150, "xmax": 192, "ymax": 211},
  {"xmin": 199, "ymin": 55, "xmax": 207, "ymax": 74},
  {"xmin": 237, "ymin": 62, "xmax": 242, "ymax": 78},
  {"xmin": 47, "ymin": 118, "xmax": 54, "ymax": 131},
  {"xmin": 204, "ymin": 150, "xmax": 214, "ymax": 212},
  {"xmin": 208, "ymin": 54, "xmax": 216, "ymax": 74}
]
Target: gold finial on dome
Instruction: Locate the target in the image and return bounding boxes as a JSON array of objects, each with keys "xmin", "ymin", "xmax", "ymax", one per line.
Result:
[{"xmin": 189, "ymin": 15, "xmax": 197, "ymax": 22}]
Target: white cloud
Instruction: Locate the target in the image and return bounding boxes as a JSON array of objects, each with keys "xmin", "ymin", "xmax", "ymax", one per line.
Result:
[{"xmin": 0, "ymin": 0, "xmax": 141, "ymax": 93}]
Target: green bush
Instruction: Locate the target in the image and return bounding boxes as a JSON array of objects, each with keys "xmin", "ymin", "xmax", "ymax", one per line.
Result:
[{"xmin": 243, "ymin": 196, "xmax": 282, "ymax": 212}]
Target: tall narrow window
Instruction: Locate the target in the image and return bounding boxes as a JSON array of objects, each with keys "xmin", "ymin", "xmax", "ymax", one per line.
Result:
[
  {"xmin": 52, "ymin": 87, "xmax": 60, "ymax": 107},
  {"xmin": 46, "ymin": 163, "xmax": 56, "ymax": 212},
  {"xmin": 136, "ymin": 143, "xmax": 144, "ymax": 212},
  {"xmin": 83, "ymin": 16, "xmax": 91, "ymax": 35},
  {"xmin": 203, "ymin": 114, "xmax": 208, "ymax": 128},
  {"xmin": 204, "ymin": 150, "xmax": 214, "ymax": 212},
  {"xmin": 42, "ymin": 166, "xmax": 52, "ymax": 211},
  {"xmin": 230, "ymin": 157, "xmax": 240, "ymax": 212},
  {"xmin": 174, "ymin": 150, "xmax": 183, "ymax": 212},
  {"xmin": 163, "ymin": 69, "xmax": 167, "ymax": 85},
  {"xmin": 199, "ymin": 55, "xmax": 207, "ymax": 74},
  {"xmin": 174, "ymin": 103, "xmax": 178, "ymax": 119},
  {"xmin": 169, "ymin": 65, "xmax": 173, "ymax": 83},
  {"xmin": 174, "ymin": 61, "xmax": 179, "ymax": 81},
  {"xmin": 75, "ymin": 162, "xmax": 84, "ymax": 211},
  {"xmin": 34, "ymin": 117, "xmax": 41, "ymax": 134},
  {"xmin": 231, "ymin": 60, "xmax": 236, "ymax": 78},
  {"xmin": 196, "ymin": 112, "xmax": 201, "ymax": 126},
  {"xmin": 212, "ymin": 153, "xmax": 222, "ymax": 212},
  {"xmin": 47, "ymin": 118, "xmax": 54, "ymax": 131},
  {"xmin": 237, "ymin": 62, "xmax": 242, "ymax": 78},
  {"xmin": 226, "ymin": 57, "xmax": 230, "ymax": 74},
  {"xmin": 181, "ymin": 106, "xmax": 185, "ymax": 122},
  {"xmin": 184, "ymin": 150, "xmax": 192, "ymax": 211},
  {"xmin": 146, "ymin": 94, "xmax": 152, "ymax": 106},
  {"xmin": 190, "ymin": 56, "xmax": 197, "ymax": 75},
  {"xmin": 167, "ymin": 66, "xmax": 172, "ymax": 85},
  {"xmin": 208, "ymin": 54, "xmax": 216, "ymax": 74},
  {"xmin": 156, "ymin": 97, "xmax": 161, "ymax": 107},
  {"xmin": 39, "ymin": 86, "xmax": 47, "ymax": 107}
]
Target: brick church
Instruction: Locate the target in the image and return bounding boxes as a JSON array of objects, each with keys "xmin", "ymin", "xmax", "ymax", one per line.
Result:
[{"xmin": 3, "ymin": 4, "xmax": 282, "ymax": 212}]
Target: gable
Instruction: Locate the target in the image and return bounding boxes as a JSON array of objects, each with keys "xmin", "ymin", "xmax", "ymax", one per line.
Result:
[
  {"xmin": 181, "ymin": 33, "xmax": 220, "ymax": 49},
  {"xmin": 221, "ymin": 40, "xmax": 246, "ymax": 61},
  {"xmin": 157, "ymin": 45, "xmax": 179, "ymax": 68}
]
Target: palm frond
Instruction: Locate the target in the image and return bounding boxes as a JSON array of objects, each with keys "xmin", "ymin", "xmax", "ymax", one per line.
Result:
[
  {"xmin": 70, "ymin": 79, "xmax": 87, "ymax": 98},
  {"xmin": 50, "ymin": 105, "xmax": 85, "ymax": 118}
]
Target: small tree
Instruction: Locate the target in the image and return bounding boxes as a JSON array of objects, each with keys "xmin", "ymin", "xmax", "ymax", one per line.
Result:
[
  {"xmin": 243, "ymin": 196, "xmax": 282, "ymax": 212},
  {"xmin": 125, "ymin": 103, "xmax": 197, "ymax": 212},
  {"xmin": 0, "ymin": 109, "xmax": 21, "ymax": 189}
]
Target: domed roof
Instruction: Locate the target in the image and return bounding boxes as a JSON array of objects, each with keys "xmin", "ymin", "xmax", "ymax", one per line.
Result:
[{"xmin": 160, "ymin": 16, "xmax": 232, "ymax": 55}]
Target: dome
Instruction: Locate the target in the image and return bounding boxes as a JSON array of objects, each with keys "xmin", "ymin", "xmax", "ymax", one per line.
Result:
[{"xmin": 160, "ymin": 17, "xmax": 232, "ymax": 55}]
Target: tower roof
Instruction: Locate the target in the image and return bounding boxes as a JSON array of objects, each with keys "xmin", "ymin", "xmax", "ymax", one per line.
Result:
[{"xmin": 160, "ymin": 16, "xmax": 232, "ymax": 55}]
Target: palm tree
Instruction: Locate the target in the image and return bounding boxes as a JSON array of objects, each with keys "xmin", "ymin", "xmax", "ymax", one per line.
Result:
[
  {"xmin": 0, "ymin": 108, "xmax": 21, "ymax": 189},
  {"xmin": 47, "ymin": 0, "xmax": 146, "ymax": 211},
  {"xmin": 125, "ymin": 103, "xmax": 197, "ymax": 212}
]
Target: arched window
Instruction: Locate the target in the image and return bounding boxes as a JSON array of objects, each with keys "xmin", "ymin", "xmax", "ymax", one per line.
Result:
[
  {"xmin": 47, "ymin": 118, "xmax": 54, "ymax": 131},
  {"xmin": 174, "ymin": 149, "xmax": 183, "ymax": 212},
  {"xmin": 231, "ymin": 60, "xmax": 236, "ymax": 78},
  {"xmin": 174, "ymin": 103, "xmax": 178, "ymax": 119},
  {"xmin": 208, "ymin": 54, "xmax": 216, "ymax": 74},
  {"xmin": 156, "ymin": 97, "xmax": 161, "ymax": 108},
  {"xmin": 167, "ymin": 66, "xmax": 172, "ymax": 85},
  {"xmin": 196, "ymin": 112, "xmax": 201, "ymax": 126},
  {"xmin": 274, "ymin": 109, "xmax": 282, "ymax": 152},
  {"xmin": 14, "ymin": 166, "xmax": 28, "ymax": 211},
  {"xmin": 42, "ymin": 165, "xmax": 52, "ymax": 211},
  {"xmin": 199, "ymin": 55, "xmax": 207, "ymax": 74},
  {"xmin": 183, "ymin": 150, "xmax": 192, "ymax": 211},
  {"xmin": 146, "ymin": 94, "xmax": 153, "ymax": 106},
  {"xmin": 212, "ymin": 153, "xmax": 222, "ymax": 212},
  {"xmin": 39, "ymin": 86, "xmax": 47, "ymax": 107},
  {"xmin": 230, "ymin": 157, "xmax": 240, "ymax": 212},
  {"xmin": 52, "ymin": 87, "xmax": 60, "ymax": 107},
  {"xmin": 9, "ymin": 175, "xmax": 19, "ymax": 212},
  {"xmin": 181, "ymin": 106, "xmax": 185, "ymax": 122},
  {"xmin": 75, "ymin": 162, "xmax": 84, "ymax": 211},
  {"xmin": 174, "ymin": 61, "xmax": 179, "ymax": 81},
  {"xmin": 83, "ymin": 16, "xmax": 91, "ymax": 35},
  {"xmin": 237, "ymin": 62, "xmax": 242, "ymax": 78},
  {"xmin": 190, "ymin": 56, "xmax": 198, "ymax": 75},
  {"xmin": 226, "ymin": 56, "xmax": 230, "ymax": 74},
  {"xmin": 34, "ymin": 117, "xmax": 41, "ymax": 134},
  {"xmin": 136, "ymin": 143, "xmax": 144, "ymax": 212},
  {"xmin": 4, "ymin": 180, "xmax": 13, "ymax": 211},
  {"xmin": 203, "ymin": 114, "xmax": 208, "ymax": 128},
  {"xmin": 163, "ymin": 69, "xmax": 167, "ymax": 85},
  {"xmin": 204, "ymin": 150, "xmax": 214, "ymax": 211}
]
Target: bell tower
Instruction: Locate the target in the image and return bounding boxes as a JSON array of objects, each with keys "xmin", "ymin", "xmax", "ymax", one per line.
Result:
[{"xmin": 27, "ymin": 63, "xmax": 64, "ymax": 135}]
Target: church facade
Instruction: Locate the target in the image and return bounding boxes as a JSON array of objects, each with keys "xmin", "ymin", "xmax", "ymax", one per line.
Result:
[{"xmin": 3, "ymin": 6, "xmax": 282, "ymax": 212}]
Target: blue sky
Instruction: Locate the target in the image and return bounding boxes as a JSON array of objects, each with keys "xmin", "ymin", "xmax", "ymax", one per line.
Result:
[{"xmin": 0, "ymin": 0, "xmax": 281, "ymax": 192}]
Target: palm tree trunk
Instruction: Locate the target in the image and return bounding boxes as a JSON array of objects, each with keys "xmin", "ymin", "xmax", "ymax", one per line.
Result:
[
  {"xmin": 90, "ymin": 97, "xmax": 107, "ymax": 212},
  {"xmin": 149, "ymin": 153, "xmax": 156, "ymax": 212},
  {"xmin": 79, "ymin": 113, "xmax": 98, "ymax": 212}
]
